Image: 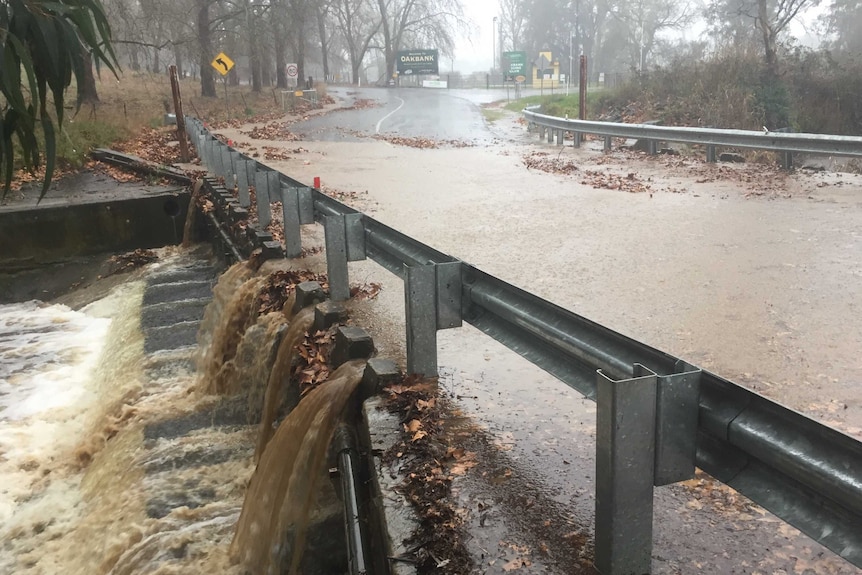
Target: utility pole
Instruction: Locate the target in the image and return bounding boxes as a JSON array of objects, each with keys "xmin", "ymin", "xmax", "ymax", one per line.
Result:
[{"xmin": 492, "ymin": 16, "xmax": 498, "ymax": 70}]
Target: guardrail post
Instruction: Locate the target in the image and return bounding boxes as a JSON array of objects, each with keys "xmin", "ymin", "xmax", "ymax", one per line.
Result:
[
  {"xmin": 221, "ymin": 148, "xmax": 233, "ymax": 180},
  {"xmin": 574, "ymin": 132, "xmax": 582, "ymax": 148},
  {"xmin": 595, "ymin": 364, "xmax": 657, "ymax": 575},
  {"xmin": 706, "ymin": 145, "xmax": 717, "ymax": 163},
  {"xmin": 405, "ymin": 264, "xmax": 438, "ymax": 377},
  {"xmin": 782, "ymin": 151, "xmax": 793, "ymax": 170},
  {"xmin": 547, "ymin": 128, "xmax": 554, "ymax": 144},
  {"xmin": 253, "ymin": 171, "xmax": 272, "ymax": 228},
  {"xmin": 245, "ymin": 160, "xmax": 257, "ymax": 199},
  {"xmin": 208, "ymin": 139, "xmax": 217, "ymax": 172},
  {"xmin": 324, "ymin": 215, "xmax": 350, "ymax": 301},
  {"xmin": 200, "ymin": 137, "xmax": 210, "ymax": 168},
  {"xmin": 603, "ymin": 136, "xmax": 612, "ymax": 152},
  {"xmin": 557, "ymin": 130, "xmax": 565, "ymax": 146},
  {"xmin": 211, "ymin": 141, "xmax": 223, "ymax": 176},
  {"xmin": 647, "ymin": 140, "xmax": 658, "ymax": 155},
  {"xmin": 654, "ymin": 361, "xmax": 701, "ymax": 485},
  {"xmin": 281, "ymin": 187, "xmax": 303, "ymax": 258},
  {"xmin": 236, "ymin": 159, "xmax": 250, "ymax": 207},
  {"xmin": 229, "ymin": 150, "xmax": 241, "ymax": 187}
]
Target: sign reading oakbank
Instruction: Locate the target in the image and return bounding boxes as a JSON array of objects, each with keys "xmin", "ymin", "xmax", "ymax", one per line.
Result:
[{"xmin": 396, "ymin": 49, "xmax": 439, "ymax": 75}]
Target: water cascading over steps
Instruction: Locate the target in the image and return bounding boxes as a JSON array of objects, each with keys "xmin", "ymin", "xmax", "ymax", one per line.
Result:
[
  {"xmin": 192, "ymin": 259, "xmax": 368, "ymax": 573},
  {"xmin": 255, "ymin": 306, "xmax": 315, "ymax": 461},
  {"xmin": 230, "ymin": 359, "xmax": 368, "ymax": 575}
]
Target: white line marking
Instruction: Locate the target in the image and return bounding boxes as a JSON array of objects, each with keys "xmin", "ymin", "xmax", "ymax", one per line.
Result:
[{"xmin": 375, "ymin": 96, "xmax": 405, "ymax": 134}]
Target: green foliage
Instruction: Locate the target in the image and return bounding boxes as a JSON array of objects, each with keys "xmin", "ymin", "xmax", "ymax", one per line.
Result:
[
  {"xmin": 753, "ymin": 77, "xmax": 791, "ymax": 130},
  {"xmin": 0, "ymin": 0, "xmax": 119, "ymax": 197},
  {"xmin": 785, "ymin": 49, "xmax": 862, "ymax": 135},
  {"xmin": 586, "ymin": 49, "xmax": 862, "ymax": 135},
  {"xmin": 60, "ymin": 118, "xmax": 127, "ymax": 168},
  {"xmin": 504, "ymin": 93, "xmax": 597, "ymax": 119},
  {"xmin": 481, "ymin": 108, "xmax": 505, "ymax": 123}
]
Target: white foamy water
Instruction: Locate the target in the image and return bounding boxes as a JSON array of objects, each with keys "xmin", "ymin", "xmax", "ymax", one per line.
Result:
[
  {"xmin": 0, "ymin": 284, "xmax": 145, "ymax": 575},
  {"xmin": 0, "ymin": 301, "xmax": 112, "ymax": 526},
  {"xmin": 0, "ymin": 301, "xmax": 111, "ymax": 421}
]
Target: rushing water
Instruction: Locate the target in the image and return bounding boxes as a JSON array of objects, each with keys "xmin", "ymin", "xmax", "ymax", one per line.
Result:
[
  {"xmin": 231, "ymin": 359, "xmax": 366, "ymax": 574},
  {"xmin": 0, "ymin": 252, "xmax": 365, "ymax": 574}
]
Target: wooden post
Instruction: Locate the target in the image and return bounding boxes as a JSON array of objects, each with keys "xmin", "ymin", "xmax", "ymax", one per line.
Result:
[
  {"xmin": 579, "ymin": 55, "xmax": 588, "ymax": 120},
  {"xmin": 169, "ymin": 65, "xmax": 190, "ymax": 162}
]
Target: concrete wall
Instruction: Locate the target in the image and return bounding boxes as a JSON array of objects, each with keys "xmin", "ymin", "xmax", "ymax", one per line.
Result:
[{"xmin": 0, "ymin": 191, "xmax": 191, "ymax": 266}]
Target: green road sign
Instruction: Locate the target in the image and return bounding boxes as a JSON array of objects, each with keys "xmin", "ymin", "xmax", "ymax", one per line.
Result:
[
  {"xmin": 503, "ymin": 51, "xmax": 527, "ymax": 81},
  {"xmin": 396, "ymin": 49, "xmax": 439, "ymax": 76}
]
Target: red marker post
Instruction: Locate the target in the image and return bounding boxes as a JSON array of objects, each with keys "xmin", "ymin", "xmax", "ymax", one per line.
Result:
[{"xmin": 313, "ymin": 176, "xmax": 321, "ymax": 189}]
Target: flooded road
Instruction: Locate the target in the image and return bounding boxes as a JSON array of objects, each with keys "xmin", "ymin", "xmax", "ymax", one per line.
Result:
[{"xmin": 220, "ymin": 86, "xmax": 862, "ymax": 573}]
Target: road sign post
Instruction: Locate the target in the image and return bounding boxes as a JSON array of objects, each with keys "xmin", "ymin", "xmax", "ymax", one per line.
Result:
[
  {"xmin": 211, "ymin": 52, "xmax": 235, "ymax": 119},
  {"xmin": 286, "ymin": 63, "xmax": 298, "ymax": 88}
]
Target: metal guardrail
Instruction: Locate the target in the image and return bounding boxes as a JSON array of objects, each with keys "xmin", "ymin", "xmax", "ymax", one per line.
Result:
[
  {"xmin": 523, "ymin": 105, "xmax": 862, "ymax": 167},
  {"xmin": 184, "ymin": 117, "xmax": 862, "ymax": 573}
]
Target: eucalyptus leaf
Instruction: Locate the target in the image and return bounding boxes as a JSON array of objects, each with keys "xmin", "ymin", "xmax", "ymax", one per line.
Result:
[{"xmin": 0, "ymin": 0, "xmax": 119, "ymax": 199}]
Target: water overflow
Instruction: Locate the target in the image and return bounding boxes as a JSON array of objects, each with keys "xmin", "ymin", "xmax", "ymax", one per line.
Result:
[{"xmin": 1, "ymin": 250, "xmax": 376, "ymax": 574}]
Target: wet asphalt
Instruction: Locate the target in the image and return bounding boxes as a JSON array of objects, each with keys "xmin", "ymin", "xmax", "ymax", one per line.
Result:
[{"xmin": 291, "ymin": 86, "xmax": 514, "ymax": 143}]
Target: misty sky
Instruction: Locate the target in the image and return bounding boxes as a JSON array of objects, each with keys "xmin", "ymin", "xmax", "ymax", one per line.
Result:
[{"xmin": 448, "ymin": 0, "xmax": 824, "ymax": 75}]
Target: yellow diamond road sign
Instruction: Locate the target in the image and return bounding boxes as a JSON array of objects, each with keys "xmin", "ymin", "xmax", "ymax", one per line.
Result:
[{"xmin": 211, "ymin": 52, "xmax": 234, "ymax": 76}]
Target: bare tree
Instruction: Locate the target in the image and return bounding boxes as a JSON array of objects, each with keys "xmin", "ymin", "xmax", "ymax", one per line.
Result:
[
  {"xmin": 375, "ymin": 0, "xmax": 464, "ymax": 81},
  {"xmin": 315, "ymin": 0, "xmax": 337, "ymax": 81},
  {"xmin": 819, "ymin": 0, "xmax": 862, "ymax": 56},
  {"xmin": 334, "ymin": 0, "xmax": 383, "ymax": 84},
  {"xmin": 610, "ymin": 0, "xmax": 693, "ymax": 71},
  {"xmin": 499, "ymin": 0, "xmax": 528, "ymax": 51},
  {"xmin": 710, "ymin": 0, "xmax": 820, "ymax": 76}
]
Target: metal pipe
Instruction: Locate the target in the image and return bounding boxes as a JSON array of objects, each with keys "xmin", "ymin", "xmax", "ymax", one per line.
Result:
[
  {"xmin": 204, "ymin": 211, "xmax": 245, "ymax": 262},
  {"xmin": 333, "ymin": 424, "xmax": 369, "ymax": 575}
]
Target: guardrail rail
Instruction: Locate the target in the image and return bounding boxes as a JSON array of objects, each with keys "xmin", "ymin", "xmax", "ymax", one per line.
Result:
[{"xmin": 523, "ymin": 105, "xmax": 862, "ymax": 168}]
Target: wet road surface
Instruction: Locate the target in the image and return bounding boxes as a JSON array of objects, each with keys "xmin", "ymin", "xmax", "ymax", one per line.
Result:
[
  {"xmin": 291, "ymin": 87, "xmax": 509, "ymax": 143},
  {"xmin": 219, "ymin": 87, "xmax": 862, "ymax": 574}
]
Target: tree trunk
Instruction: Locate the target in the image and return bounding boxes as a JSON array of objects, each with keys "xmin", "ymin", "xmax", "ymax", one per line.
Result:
[
  {"xmin": 152, "ymin": 47, "xmax": 160, "ymax": 74},
  {"xmin": 275, "ymin": 15, "xmax": 288, "ymax": 88},
  {"xmin": 376, "ymin": 0, "xmax": 394, "ymax": 81},
  {"xmin": 757, "ymin": 0, "xmax": 779, "ymax": 79},
  {"xmin": 316, "ymin": 4, "xmax": 330, "ymax": 81},
  {"xmin": 352, "ymin": 59, "xmax": 361, "ymax": 85},
  {"xmin": 77, "ymin": 49, "xmax": 100, "ymax": 105},
  {"xmin": 175, "ymin": 45, "xmax": 184, "ymax": 78},
  {"xmin": 297, "ymin": 25, "xmax": 306, "ymax": 85},
  {"xmin": 197, "ymin": 0, "xmax": 216, "ymax": 97}
]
